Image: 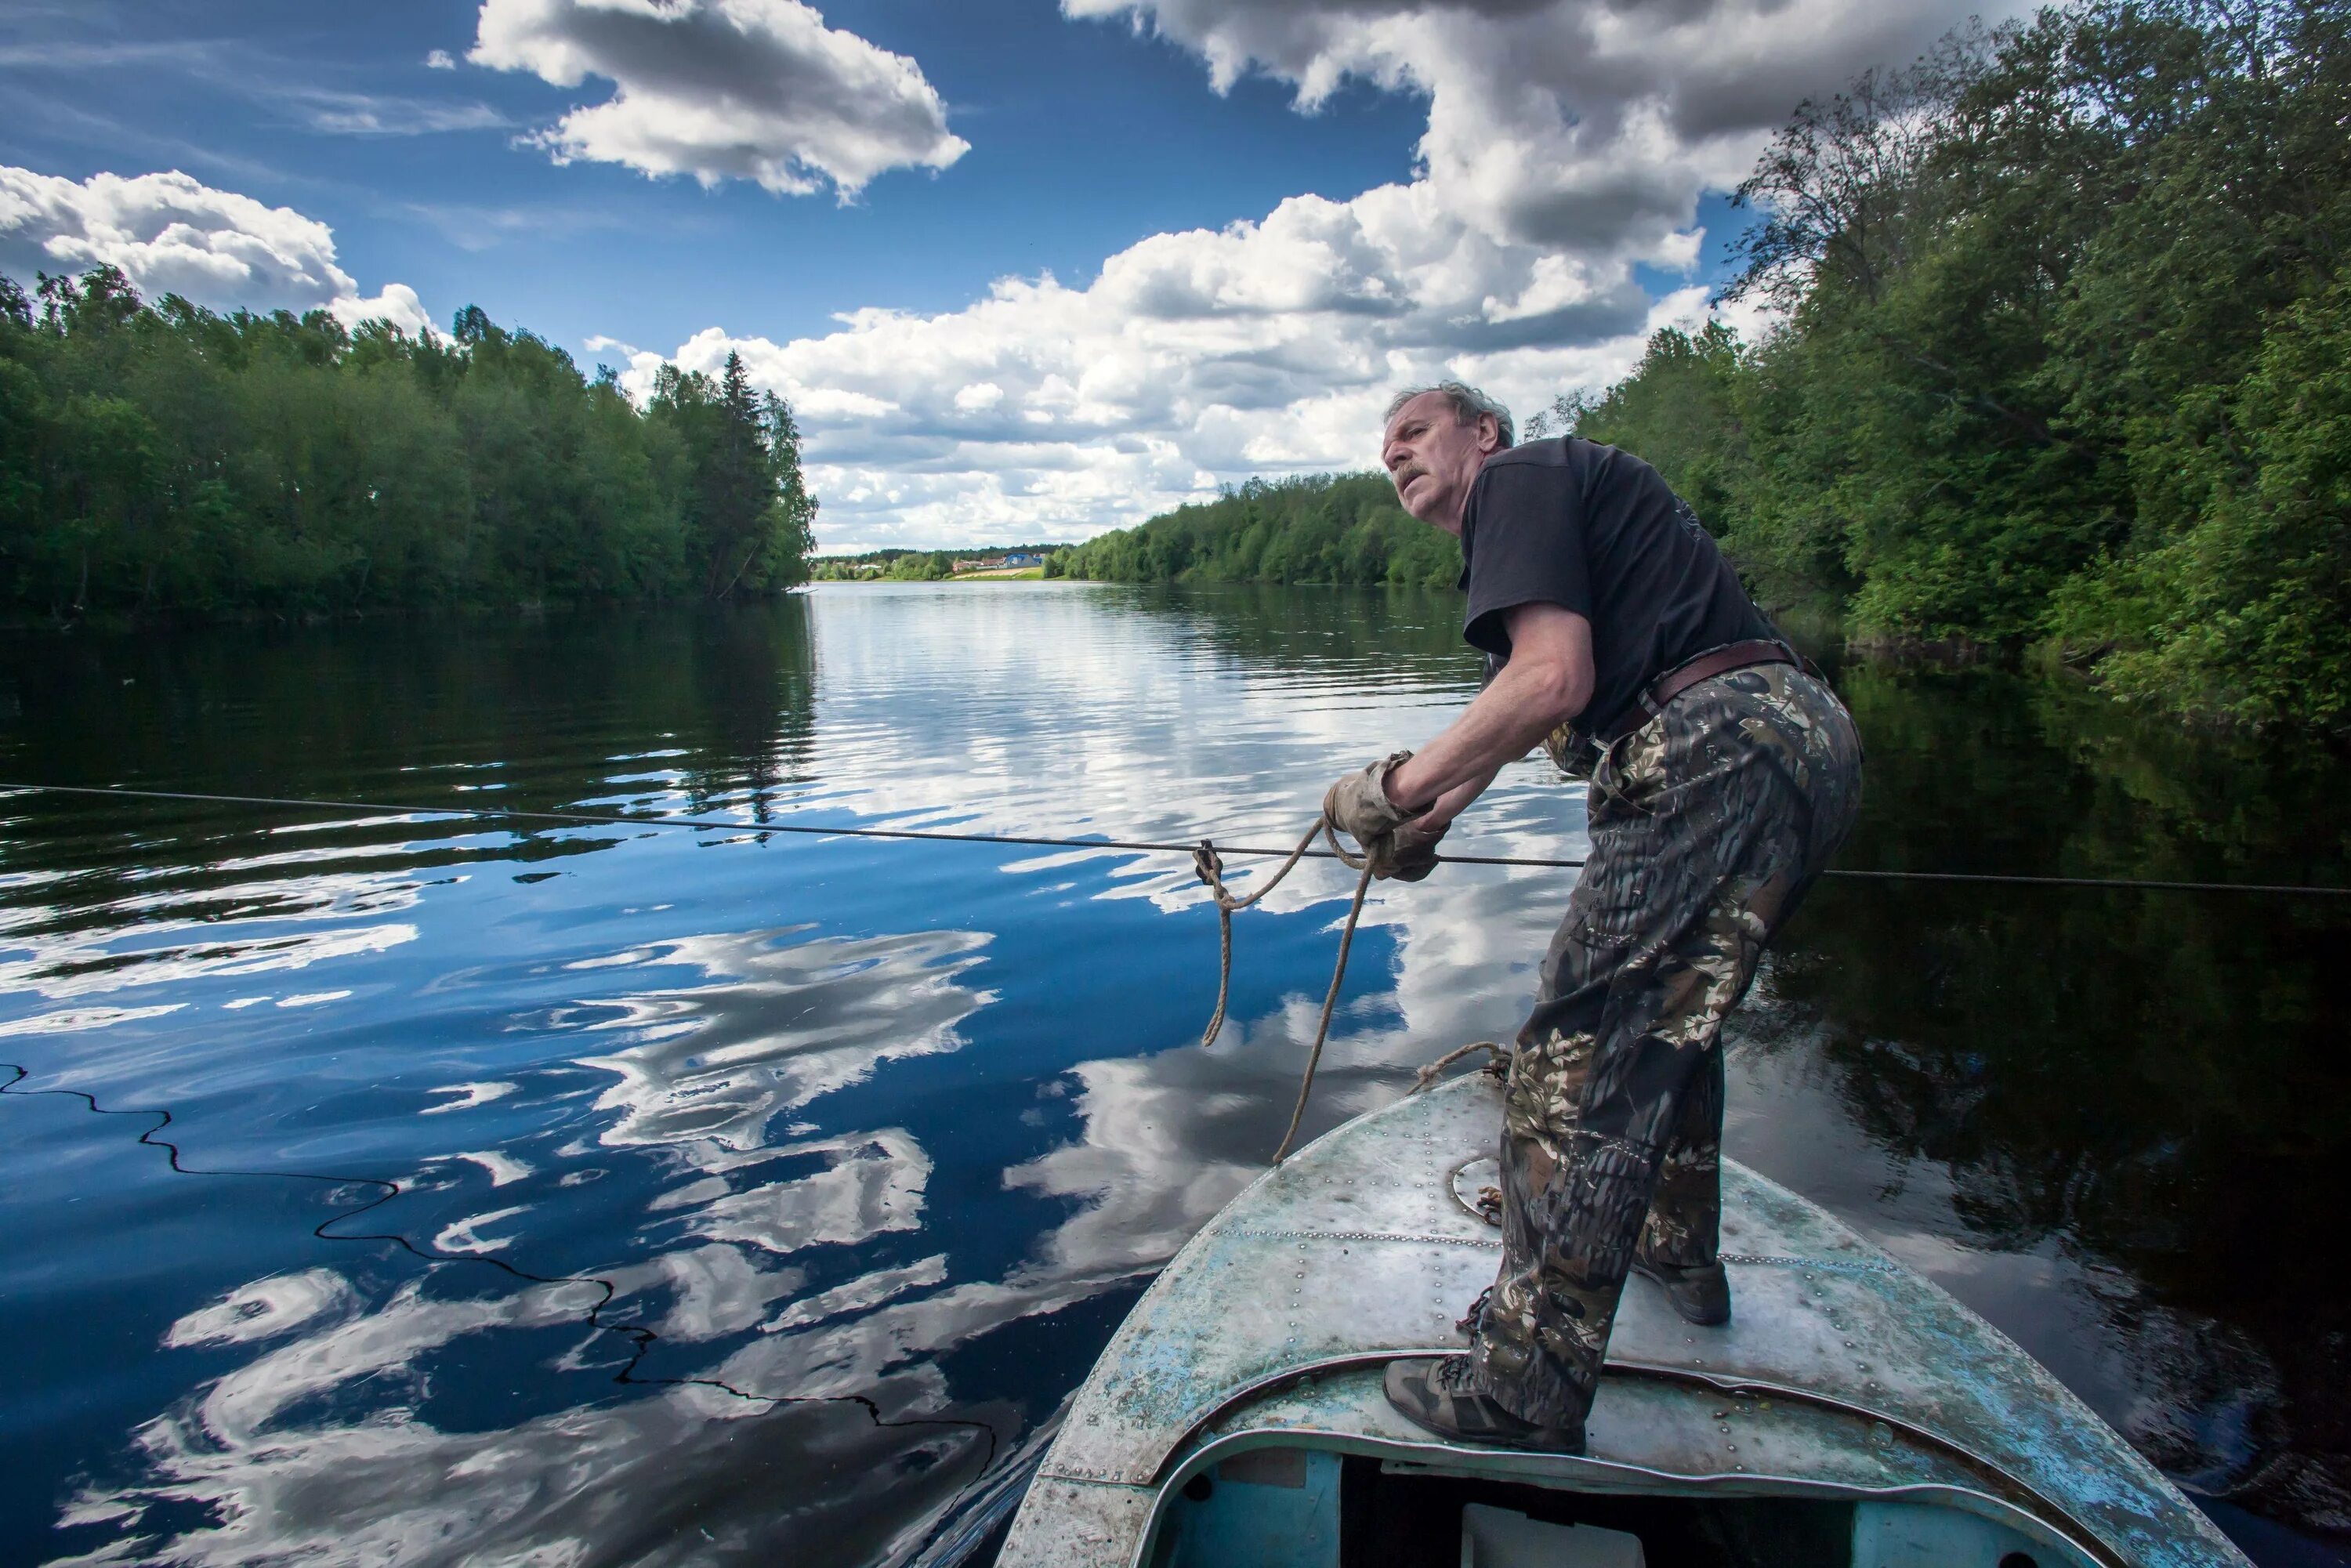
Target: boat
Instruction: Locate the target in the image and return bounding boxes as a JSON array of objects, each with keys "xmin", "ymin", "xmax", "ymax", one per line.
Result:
[{"xmin": 997, "ymin": 1067, "xmax": 2251, "ymax": 1567}]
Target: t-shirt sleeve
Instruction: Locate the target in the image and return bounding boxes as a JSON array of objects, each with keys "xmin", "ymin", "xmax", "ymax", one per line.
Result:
[{"xmin": 1461, "ymin": 460, "xmax": 1589, "ymax": 657}]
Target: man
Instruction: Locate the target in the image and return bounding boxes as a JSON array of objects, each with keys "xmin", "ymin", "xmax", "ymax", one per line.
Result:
[{"xmin": 1324, "ymin": 382, "xmax": 1863, "ymax": 1450}]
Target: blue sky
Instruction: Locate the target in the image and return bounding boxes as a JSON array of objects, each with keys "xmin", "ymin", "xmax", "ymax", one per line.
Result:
[{"xmin": 1, "ymin": 0, "xmax": 1997, "ymax": 551}]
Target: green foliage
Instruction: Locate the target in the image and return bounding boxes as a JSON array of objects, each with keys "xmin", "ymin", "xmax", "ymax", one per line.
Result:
[
  {"xmin": 806, "ymin": 543, "xmax": 1069, "ymax": 581},
  {"xmin": 806, "ymin": 549, "xmax": 926, "ymax": 581},
  {"xmin": 1529, "ymin": 320, "xmax": 1757, "ymax": 551},
  {"xmin": 2049, "ymin": 272, "xmax": 2351, "ymax": 726},
  {"xmin": 647, "ymin": 351, "xmax": 817, "ymax": 599},
  {"xmin": 0, "ymin": 270, "xmax": 817, "ymax": 620},
  {"xmin": 1056, "ymin": 473, "xmax": 1463, "ymax": 588},
  {"xmin": 886, "ymin": 550, "xmax": 953, "ymax": 581},
  {"xmin": 1520, "ymin": 0, "xmax": 2351, "ymax": 727}
]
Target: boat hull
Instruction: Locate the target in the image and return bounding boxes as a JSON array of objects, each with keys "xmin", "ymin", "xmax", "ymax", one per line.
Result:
[{"xmin": 999, "ymin": 1070, "xmax": 2248, "ymax": 1568}]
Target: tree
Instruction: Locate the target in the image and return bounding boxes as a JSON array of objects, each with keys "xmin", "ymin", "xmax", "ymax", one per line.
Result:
[
  {"xmin": 648, "ymin": 352, "xmax": 817, "ymax": 603},
  {"xmin": 1057, "ymin": 473, "xmax": 1460, "ymax": 588},
  {"xmin": 0, "ymin": 274, "xmax": 817, "ymax": 619},
  {"xmin": 1726, "ymin": 42, "xmax": 1986, "ymax": 310},
  {"xmin": 1540, "ymin": 0, "xmax": 2351, "ymax": 724}
]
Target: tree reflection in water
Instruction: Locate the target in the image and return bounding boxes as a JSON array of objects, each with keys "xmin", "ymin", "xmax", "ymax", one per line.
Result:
[{"xmin": 1737, "ymin": 658, "xmax": 2351, "ymax": 1538}]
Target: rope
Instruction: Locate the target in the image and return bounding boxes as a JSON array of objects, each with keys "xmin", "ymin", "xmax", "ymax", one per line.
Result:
[
  {"xmin": 1188, "ymin": 827, "xmax": 1514, "ymax": 1167},
  {"xmin": 1193, "ymin": 817, "xmax": 1375, "ymax": 1164},
  {"xmin": 1193, "ymin": 827, "xmax": 1514, "ymax": 1164},
  {"xmin": 1412, "ymin": 1040, "xmax": 1509, "ymax": 1092},
  {"xmin": 2, "ymin": 782, "xmax": 2346, "ymax": 895}
]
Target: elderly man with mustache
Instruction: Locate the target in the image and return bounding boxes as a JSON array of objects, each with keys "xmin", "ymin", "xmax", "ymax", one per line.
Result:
[{"xmin": 1328, "ymin": 382, "xmax": 1864, "ymax": 1451}]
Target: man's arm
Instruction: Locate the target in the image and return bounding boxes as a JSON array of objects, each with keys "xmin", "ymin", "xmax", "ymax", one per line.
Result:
[
  {"xmin": 1385, "ymin": 602, "xmax": 1594, "ymax": 818},
  {"xmin": 1411, "ymin": 762, "xmax": 1502, "ymax": 835}
]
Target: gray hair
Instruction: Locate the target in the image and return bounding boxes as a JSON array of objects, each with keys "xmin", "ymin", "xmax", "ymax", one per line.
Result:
[{"xmin": 1384, "ymin": 381, "xmax": 1514, "ymax": 449}]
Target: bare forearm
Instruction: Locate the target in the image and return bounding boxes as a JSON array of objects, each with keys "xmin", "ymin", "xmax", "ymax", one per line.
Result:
[
  {"xmin": 1387, "ymin": 657, "xmax": 1581, "ymax": 813},
  {"xmin": 1422, "ymin": 762, "xmax": 1501, "ymax": 830}
]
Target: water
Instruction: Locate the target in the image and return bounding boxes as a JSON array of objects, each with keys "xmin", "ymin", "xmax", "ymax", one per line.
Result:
[{"xmin": 1, "ymin": 583, "xmax": 2346, "ymax": 1566}]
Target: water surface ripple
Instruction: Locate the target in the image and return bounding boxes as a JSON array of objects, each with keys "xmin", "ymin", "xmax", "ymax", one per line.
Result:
[{"xmin": 2, "ymin": 584, "xmax": 2346, "ymax": 1566}]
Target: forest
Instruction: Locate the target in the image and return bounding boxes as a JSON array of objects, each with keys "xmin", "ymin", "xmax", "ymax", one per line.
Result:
[
  {"xmin": 1061, "ymin": 0, "xmax": 2351, "ymax": 730},
  {"xmin": 0, "ymin": 269, "xmax": 816, "ymax": 621},
  {"xmin": 810, "ymin": 544, "xmax": 1070, "ymax": 581},
  {"xmin": 1053, "ymin": 473, "xmax": 1462, "ymax": 588}
]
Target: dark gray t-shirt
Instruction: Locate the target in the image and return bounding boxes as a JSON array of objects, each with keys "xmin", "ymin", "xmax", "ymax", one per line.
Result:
[{"xmin": 1458, "ymin": 436, "xmax": 1779, "ymax": 737}]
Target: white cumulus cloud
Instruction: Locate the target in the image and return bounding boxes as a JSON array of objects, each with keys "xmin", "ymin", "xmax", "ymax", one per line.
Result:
[
  {"xmin": 469, "ymin": 0, "xmax": 969, "ymax": 197},
  {"xmin": 609, "ymin": 0, "xmax": 2009, "ymax": 550},
  {"xmin": 1067, "ymin": 0, "xmax": 2009, "ymax": 263},
  {"xmin": 0, "ymin": 166, "xmax": 432, "ymax": 335},
  {"xmin": 618, "ymin": 183, "xmax": 1713, "ymax": 552}
]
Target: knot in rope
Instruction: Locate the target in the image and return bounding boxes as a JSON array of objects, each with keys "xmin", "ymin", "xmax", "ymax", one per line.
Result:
[{"xmin": 1190, "ymin": 839, "xmax": 1224, "ymax": 892}]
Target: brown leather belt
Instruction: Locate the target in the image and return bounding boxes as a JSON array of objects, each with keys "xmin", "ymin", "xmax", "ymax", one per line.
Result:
[{"xmin": 1593, "ymin": 638, "xmax": 1798, "ymax": 746}]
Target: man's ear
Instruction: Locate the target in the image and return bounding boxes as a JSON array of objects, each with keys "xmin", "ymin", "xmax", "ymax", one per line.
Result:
[{"xmin": 1478, "ymin": 414, "xmax": 1502, "ymax": 454}]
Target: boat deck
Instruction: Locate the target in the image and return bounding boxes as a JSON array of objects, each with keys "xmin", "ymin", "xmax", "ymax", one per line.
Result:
[{"xmin": 1002, "ymin": 1070, "xmax": 2247, "ymax": 1567}]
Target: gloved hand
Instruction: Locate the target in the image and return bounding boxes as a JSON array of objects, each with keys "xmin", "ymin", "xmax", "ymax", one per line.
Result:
[
  {"xmin": 1387, "ymin": 814, "xmax": 1449, "ymax": 882},
  {"xmin": 1323, "ymin": 751, "xmax": 1417, "ymax": 872}
]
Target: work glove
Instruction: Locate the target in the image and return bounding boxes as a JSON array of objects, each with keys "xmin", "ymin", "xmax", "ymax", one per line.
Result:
[
  {"xmin": 1388, "ymin": 815, "xmax": 1448, "ymax": 883},
  {"xmin": 1323, "ymin": 751, "xmax": 1418, "ymax": 875}
]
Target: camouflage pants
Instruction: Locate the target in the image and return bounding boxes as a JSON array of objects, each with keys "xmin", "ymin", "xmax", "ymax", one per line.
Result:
[{"xmin": 1469, "ymin": 663, "xmax": 1863, "ymax": 1428}]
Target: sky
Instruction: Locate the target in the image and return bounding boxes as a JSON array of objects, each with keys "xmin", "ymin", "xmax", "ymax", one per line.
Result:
[{"xmin": 0, "ymin": 0, "xmax": 2007, "ymax": 553}]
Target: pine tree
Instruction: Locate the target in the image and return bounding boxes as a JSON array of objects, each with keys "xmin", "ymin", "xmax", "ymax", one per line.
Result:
[{"xmin": 695, "ymin": 352, "xmax": 772, "ymax": 600}]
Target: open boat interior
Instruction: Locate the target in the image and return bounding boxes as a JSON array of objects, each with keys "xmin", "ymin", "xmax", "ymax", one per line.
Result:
[
  {"xmin": 998, "ymin": 1070, "xmax": 2250, "ymax": 1568},
  {"xmin": 1150, "ymin": 1437, "xmax": 2072, "ymax": 1566}
]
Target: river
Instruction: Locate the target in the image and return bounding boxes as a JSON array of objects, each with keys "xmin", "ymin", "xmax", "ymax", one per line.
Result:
[{"xmin": 1, "ymin": 582, "xmax": 2346, "ymax": 1566}]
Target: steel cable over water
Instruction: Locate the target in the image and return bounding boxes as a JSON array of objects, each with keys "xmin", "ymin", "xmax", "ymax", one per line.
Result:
[
  {"xmin": 5, "ymin": 782, "xmax": 2348, "ymax": 895},
  {"xmin": 6, "ymin": 780, "xmax": 2348, "ymax": 1167},
  {"xmin": 5, "ymin": 775, "xmax": 2342, "ymax": 1555}
]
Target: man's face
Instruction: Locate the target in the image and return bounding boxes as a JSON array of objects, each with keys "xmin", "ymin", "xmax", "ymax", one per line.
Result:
[{"xmin": 1382, "ymin": 392, "xmax": 1499, "ymax": 534}]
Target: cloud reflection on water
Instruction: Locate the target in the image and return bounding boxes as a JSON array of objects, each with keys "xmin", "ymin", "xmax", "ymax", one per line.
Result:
[
  {"xmin": 565, "ymin": 928, "xmax": 994, "ymax": 1159},
  {"xmin": 47, "ymin": 918, "xmax": 1013, "ymax": 1566},
  {"xmin": 2, "ymin": 591, "xmax": 1625, "ymax": 1567},
  {"xmin": 60, "ymin": 1333, "xmax": 992, "ymax": 1568}
]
